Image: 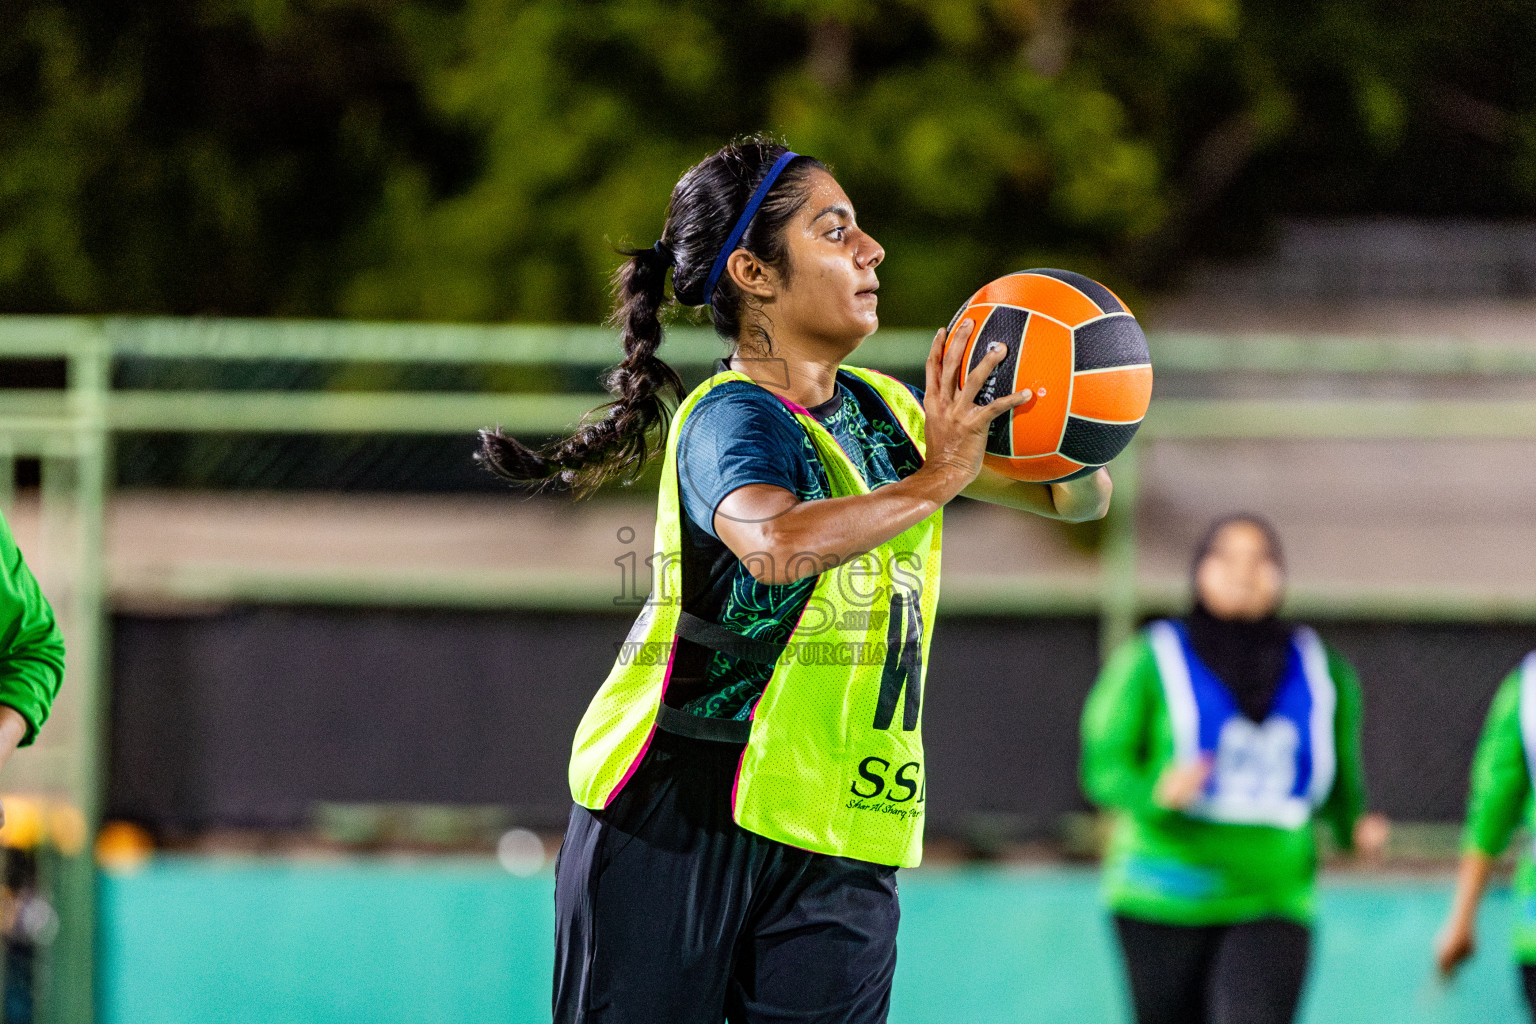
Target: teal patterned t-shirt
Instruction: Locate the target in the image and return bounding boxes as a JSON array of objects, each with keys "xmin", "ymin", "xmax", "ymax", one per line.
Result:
[{"xmin": 672, "ymin": 368, "xmax": 924, "ymax": 720}]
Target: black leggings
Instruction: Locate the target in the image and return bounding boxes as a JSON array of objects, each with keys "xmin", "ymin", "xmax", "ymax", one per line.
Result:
[
  {"xmin": 1521, "ymin": 964, "xmax": 1536, "ymax": 1018},
  {"xmin": 1114, "ymin": 915, "xmax": 1311, "ymax": 1024},
  {"xmin": 553, "ymin": 729, "xmax": 900, "ymax": 1024}
]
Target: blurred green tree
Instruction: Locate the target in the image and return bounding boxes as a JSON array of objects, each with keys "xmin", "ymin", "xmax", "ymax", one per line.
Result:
[
  {"xmin": 2, "ymin": 0, "xmax": 1534, "ymax": 324},
  {"xmin": 0, "ymin": 0, "xmax": 468, "ymax": 315}
]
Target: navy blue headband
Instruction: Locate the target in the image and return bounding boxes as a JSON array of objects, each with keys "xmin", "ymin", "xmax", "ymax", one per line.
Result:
[{"xmin": 702, "ymin": 150, "xmax": 799, "ymax": 306}]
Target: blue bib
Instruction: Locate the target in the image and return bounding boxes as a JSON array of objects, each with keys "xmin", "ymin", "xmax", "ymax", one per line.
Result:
[{"xmin": 1148, "ymin": 620, "xmax": 1337, "ymax": 829}]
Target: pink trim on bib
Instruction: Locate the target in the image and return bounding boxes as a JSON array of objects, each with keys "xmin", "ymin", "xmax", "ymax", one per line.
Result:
[
  {"xmin": 602, "ymin": 641, "xmax": 679, "ymax": 807},
  {"xmin": 773, "ymin": 394, "xmax": 813, "ymax": 417}
]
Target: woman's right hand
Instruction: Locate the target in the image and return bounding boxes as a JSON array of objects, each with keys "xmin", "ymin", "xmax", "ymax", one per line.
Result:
[
  {"xmin": 1153, "ymin": 759, "xmax": 1212, "ymax": 812},
  {"xmin": 1435, "ymin": 918, "xmax": 1476, "ymax": 978},
  {"xmin": 917, "ymin": 319, "xmax": 1035, "ymax": 501},
  {"xmin": 1435, "ymin": 851, "xmax": 1494, "ymax": 982},
  {"xmin": 712, "ymin": 319, "xmax": 1039, "ymax": 586}
]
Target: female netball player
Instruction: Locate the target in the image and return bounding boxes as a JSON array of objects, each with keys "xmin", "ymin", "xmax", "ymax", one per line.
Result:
[
  {"xmin": 1080, "ymin": 515, "xmax": 1387, "ymax": 1024},
  {"xmin": 1435, "ymin": 652, "xmax": 1536, "ymax": 1014},
  {"xmin": 479, "ymin": 138, "xmax": 1111, "ymax": 1023}
]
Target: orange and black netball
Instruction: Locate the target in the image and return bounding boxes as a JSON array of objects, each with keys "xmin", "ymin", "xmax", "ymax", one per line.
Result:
[{"xmin": 942, "ymin": 269, "xmax": 1153, "ymax": 483}]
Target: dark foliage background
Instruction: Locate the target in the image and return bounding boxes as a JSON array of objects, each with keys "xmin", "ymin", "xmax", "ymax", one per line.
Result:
[{"xmin": 4, "ymin": 0, "xmax": 1535, "ymax": 325}]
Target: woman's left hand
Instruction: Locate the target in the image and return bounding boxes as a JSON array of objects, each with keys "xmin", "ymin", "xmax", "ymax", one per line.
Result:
[
  {"xmin": 960, "ymin": 464, "xmax": 1112, "ymax": 522},
  {"xmin": 1353, "ymin": 812, "xmax": 1390, "ymax": 860}
]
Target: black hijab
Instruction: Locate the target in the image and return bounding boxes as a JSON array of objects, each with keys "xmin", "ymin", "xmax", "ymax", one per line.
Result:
[{"xmin": 1183, "ymin": 515, "xmax": 1292, "ymax": 723}]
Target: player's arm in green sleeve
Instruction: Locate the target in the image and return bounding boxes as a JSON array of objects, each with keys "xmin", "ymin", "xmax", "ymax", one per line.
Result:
[
  {"xmin": 1462, "ymin": 672, "xmax": 1528, "ymax": 858},
  {"xmin": 1437, "ymin": 671, "xmax": 1527, "ymax": 977},
  {"xmin": 1081, "ymin": 635, "xmax": 1163, "ymax": 817},
  {"xmin": 0, "ymin": 513, "xmax": 65, "ymax": 748},
  {"xmin": 1318, "ymin": 647, "xmax": 1366, "ymax": 851}
]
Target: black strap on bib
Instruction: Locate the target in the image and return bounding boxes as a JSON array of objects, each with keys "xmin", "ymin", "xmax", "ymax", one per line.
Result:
[
  {"xmin": 674, "ymin": 610, "xmax": 787, "ymax": 666},
  {"xmin": 655, "ymin": 704, "xmax": 753, "ymax": 744}
]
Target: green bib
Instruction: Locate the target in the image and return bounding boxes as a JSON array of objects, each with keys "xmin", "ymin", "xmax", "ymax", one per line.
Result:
[
  {"xmin": 1513, "ymin": 654, "xmax": 1536, "ymax": 960},
  {"xmin": 568, "ymin": 366, "xmax": 942, "ymax": 867}
]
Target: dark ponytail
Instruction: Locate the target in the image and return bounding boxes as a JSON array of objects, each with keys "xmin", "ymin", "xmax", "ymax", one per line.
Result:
[
  {"xmin": 478, "ymin": 135, "xmax": 825, "ymax": 495},
  {"xmin": 477, "ymin": 241, "xmax": 682, "ymax": 493}
]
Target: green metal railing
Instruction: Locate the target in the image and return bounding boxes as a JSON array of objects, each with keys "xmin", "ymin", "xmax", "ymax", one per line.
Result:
[
  {"xmin": 0, "ymin": 323, "xmax": 105, "ymax": 1024},
  {"xmin": 3, "ymin": 314, "xmax": 1536, "ymax": 1021}
]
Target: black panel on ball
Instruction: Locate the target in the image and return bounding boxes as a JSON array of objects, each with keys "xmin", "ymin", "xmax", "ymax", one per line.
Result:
[
  {"xmin": 1072, "ymin": 314, "xmax": 1148, "ymax": 372},
  {"xmin": 1059, "ymin": 416, "xmax": 1140, "ymax": 465},
  {"xmin": 1041, "ymin": 463, "xmax": 1099, "ymax": 484},
  {"xmin": 1022, "ymin": 268, "xmax": 1126, "ymax": 315},
  {"xmin": 967, "ymin": 306, "xmax": 1028, "ymax": 457}
]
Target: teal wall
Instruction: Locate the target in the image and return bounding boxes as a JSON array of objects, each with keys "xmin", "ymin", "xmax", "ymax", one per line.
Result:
[{"xmin": 99, "ymin": 860, "xmax": 1527, "ymax": 1023}]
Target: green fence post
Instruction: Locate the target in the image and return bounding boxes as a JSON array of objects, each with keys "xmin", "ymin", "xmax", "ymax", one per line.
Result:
[
  {"xmin": 1098, "ymin": 441, "xmax": 1142, "ymax": 662},
  {"xmin": 40, "ymin": 325, "xmax": 108, "ymax": 1024}
]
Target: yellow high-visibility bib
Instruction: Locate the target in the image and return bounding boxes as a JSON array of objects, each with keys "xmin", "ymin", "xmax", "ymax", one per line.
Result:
[{"xmin": 568, "ymin": 366, "xmax": 942, "ymax": 867}]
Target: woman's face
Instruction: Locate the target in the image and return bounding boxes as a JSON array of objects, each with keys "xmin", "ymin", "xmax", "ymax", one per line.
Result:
[
  {"xmin": 763, "ymin": 168, "xmax": 884, "ymax": 346},
  {"xmin": 1194, "ymin": 521, "xmax": 1284, "ymax": 621}
]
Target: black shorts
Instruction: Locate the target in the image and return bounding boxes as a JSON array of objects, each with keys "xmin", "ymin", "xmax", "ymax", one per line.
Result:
[
  {"xmin": 1113, "ymin": 914, "xmax": 1312, "ymax": 1024},
  {"xmin": 553, "ymin": 728, "xmax": 900, "ymax": 1024}
]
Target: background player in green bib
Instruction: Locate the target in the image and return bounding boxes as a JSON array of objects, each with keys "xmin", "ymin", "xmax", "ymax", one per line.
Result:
[
  {"xmin": 1081, "ymin": 515, "xmax": 1387, "ymax": 1024},
  {"xmin": 479, "ymin": 137, "xmax": 1111, "ymax": 1023},
  {"xmin": 0, "ymin": 510, "xmax": 66, "ymax": 821},
  {"xmin": 1435, "ymin": 652, "xmax": 1536, "ymax": 1014}
]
